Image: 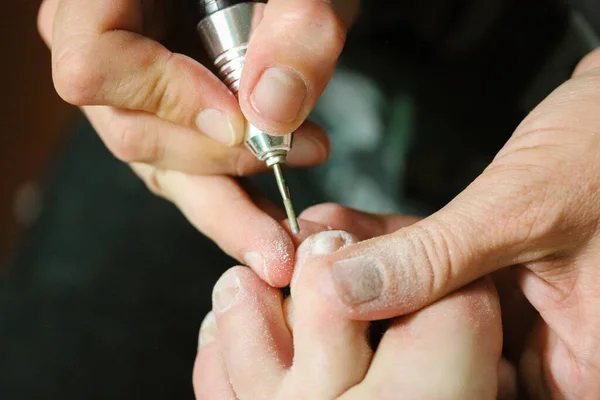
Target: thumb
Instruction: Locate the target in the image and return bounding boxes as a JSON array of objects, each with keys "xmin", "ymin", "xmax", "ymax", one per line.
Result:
[
  {"xmin": 308, "ymin": 48, "xmax": 600, "ymax": 320},
  {"xmin": 308, "ymin": 170, "xmax": 566, "ymax": 320}
]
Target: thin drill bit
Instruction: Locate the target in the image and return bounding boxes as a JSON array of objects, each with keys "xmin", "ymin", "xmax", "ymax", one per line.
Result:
[{"xmin": 272, "ymin": 163, "xmax": 300, "ymax": 234}]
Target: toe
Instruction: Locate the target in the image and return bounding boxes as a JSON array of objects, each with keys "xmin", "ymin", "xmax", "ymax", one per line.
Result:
[
  {"xmin": 212, "ymin": 267, "xmax": 292, "ymax": 400},
  {"xmin": 193, "ymin": 311, "xmax": 237, "ymax": 400},
  {"xmin": 342, "ymin": 277, "xmax": 502, "ymax": 399},
  {"xmin": 287, "ymin": 231, "xmax": 373, "ymax": 398}
]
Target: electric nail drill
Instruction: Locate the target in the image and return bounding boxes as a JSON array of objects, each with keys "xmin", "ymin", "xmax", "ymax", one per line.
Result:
[{"xmin": 193, "ymin": 0, "xmax": 300, "ymax": 234}]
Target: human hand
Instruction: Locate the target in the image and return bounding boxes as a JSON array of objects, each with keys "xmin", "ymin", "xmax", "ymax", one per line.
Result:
[
  {"xmin": 193, "ymin": 227, "xmax": 504, "ymax": 399},
  {"xmin": 37, "ymin": 0, "xmax": 359, "ymax": 285},
  {"xmin": 300, "ymin": 49, "xmax": 600, "ymax": 397}
]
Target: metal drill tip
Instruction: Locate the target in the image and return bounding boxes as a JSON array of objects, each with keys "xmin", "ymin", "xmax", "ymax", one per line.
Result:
[
  {"xmin": 284, "ymin": 198, "xmax": 300, "ymax": 234},
  {"xmin": 272, "ymin": 163, "xmax": 300, "ymax": 234}
]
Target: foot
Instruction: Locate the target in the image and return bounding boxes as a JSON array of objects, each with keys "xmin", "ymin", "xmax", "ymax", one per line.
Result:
[{"xmin": 193, "ymin": 230, "xmax": 504, "ymax": 399}]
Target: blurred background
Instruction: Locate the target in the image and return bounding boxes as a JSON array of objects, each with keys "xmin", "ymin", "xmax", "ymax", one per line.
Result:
[
  {"xmin": 0, "ymin": 1, "xmax": 74, "ymax": 266},
  {"xmin": 0, "ymin": 0, "xmax": 598, "ymax": 399}
]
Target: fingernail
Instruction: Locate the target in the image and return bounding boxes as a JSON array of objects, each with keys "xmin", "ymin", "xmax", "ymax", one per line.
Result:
[
  {"xmin": 332, "ymin": 256, "xmax": 384, "ymax": 306},
  {"xmin": 198, "ymin": 311, "xmax": 217, "ymax": 348},
  {"xmin": 195, "ymin": 109, "xmax": 240, "ymax": 146},
  {"xmin": 312, "ymin": 231, "xmax": 352, "ymax": 255},
  {"xmin": 212, "ymin": 271, "xmax": 240, "ymax": 312},
  {"xmin": 244, "ymin": 251, "xmax": 272, "ymax": 285},
  {"xmin": 251, "ymin": 67, "xmax": 307, "ymax": 123},
  {"xmin": 286, "ymin": 134, "xmax": 328, "ymax": 165}
]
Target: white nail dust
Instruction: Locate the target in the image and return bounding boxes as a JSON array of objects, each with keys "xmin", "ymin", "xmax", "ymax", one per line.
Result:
[
  {"xmin": 292, "ymin": 231, "xmax": 357, "ymax": 288},
  {"xmin": 257, "ymin": 228, "xmax": 293, "ymax": 286},
  {"xmin": 312, "ymin": 230, "xmax": 354, "ymax": 255}
]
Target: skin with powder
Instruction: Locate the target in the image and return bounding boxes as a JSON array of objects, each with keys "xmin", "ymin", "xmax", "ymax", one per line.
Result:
[{"xmin": 194, "ymin": 230, "xmax": 507, "ymax": 399}]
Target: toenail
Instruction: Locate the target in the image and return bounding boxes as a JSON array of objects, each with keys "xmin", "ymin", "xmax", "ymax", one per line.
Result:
[
  {"xmin": 244, "ymin": 251, "xmax": 271, "ymax": 284},
  {"xmin": 293, "ymin": 231, "xmax": 356, "ymax": 288},
  {"xmin": 212, "ymin": 272, "xmax": 240, "ymax": 312},
  {"xmin": 198, "ymin": 311, "xmax": 217, "ymax": 348},
  {"xmin": 332, "ymin": 256, "xmax": 384, "ymax": 305},
  {"xmin": 312, "ymin": 231, "xmax": 352, "ymax": 255}
]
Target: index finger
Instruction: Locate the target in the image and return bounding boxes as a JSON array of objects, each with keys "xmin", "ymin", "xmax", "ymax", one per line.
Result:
[{"xmin": 43, "ymin": 0, "xmax": 246, "ymax": 145}]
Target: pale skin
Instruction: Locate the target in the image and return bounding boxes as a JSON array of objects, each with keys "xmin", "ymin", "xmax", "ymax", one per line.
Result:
[
  {"xmin": 38, "ymin": 0, "xmax": 600, "ymax": 396},
  {"xmin": 194, "ymin": 227, "xmax": 504, "ymax": 400}
]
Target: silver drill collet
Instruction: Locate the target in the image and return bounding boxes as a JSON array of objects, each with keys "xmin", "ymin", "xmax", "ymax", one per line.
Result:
[{"xmin": 195, "ymin": 0, "xmax": 300, "ymax": 234}]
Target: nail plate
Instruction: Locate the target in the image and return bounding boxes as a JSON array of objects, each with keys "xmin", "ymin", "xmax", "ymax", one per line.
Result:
[
  {"xmin": 198, "ymin": 311, "xmax": 217, "ymax": 348},
  {"xmin": 244, "ymin": 251, "xmax": 265, "ymax": 270},
  {"xmin": 331, "ymin": 256, "xmax": 384, "ymax": 306},
  {"xmin": 212, "ymin": 272, "xmax": 240, "ymax": 312},
  {"xmin": 312, "ymin": 231, "xmax": 352, "ymax": 255},
  {"xmin": 195, "ymin": 109, "xmax": 239, "ymax": 145},
  {"xmin": 286, "ymin": 134, "xmax": 328, "ymax": 165},
  {"xmin": 251, "ymin": 66, "xmax": 307, "ymax": 123},
  {"xmin": 244, "ymin": 251, "xmax": 273, "ymax": 285}
]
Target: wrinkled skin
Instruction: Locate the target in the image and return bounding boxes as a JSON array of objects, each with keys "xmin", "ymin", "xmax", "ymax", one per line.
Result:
[{"xmin": 304, "ymin": 50, "xmax": 600, "ymax": 398}]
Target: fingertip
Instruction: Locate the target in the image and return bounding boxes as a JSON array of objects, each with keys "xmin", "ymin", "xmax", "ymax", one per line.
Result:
[{"xmin": 244, "ymin": 222, "xmax": 295, "ymax": 287}]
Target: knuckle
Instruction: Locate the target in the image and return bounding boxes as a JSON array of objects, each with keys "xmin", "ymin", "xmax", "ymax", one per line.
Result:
[
  {"xmin": 145, "ymin": 53, "xmax": 186, "ymax": 120},
  {"xmin": 103, "ymin": 120, "xmax": 159, "ymax": 164},
  {"xmin": 52, "ymin": 43, "xmax": 104, "ymax": 105},
  {"xmin": 405, "ymin": 223, "xmax": 459, "ymax": 295}
]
